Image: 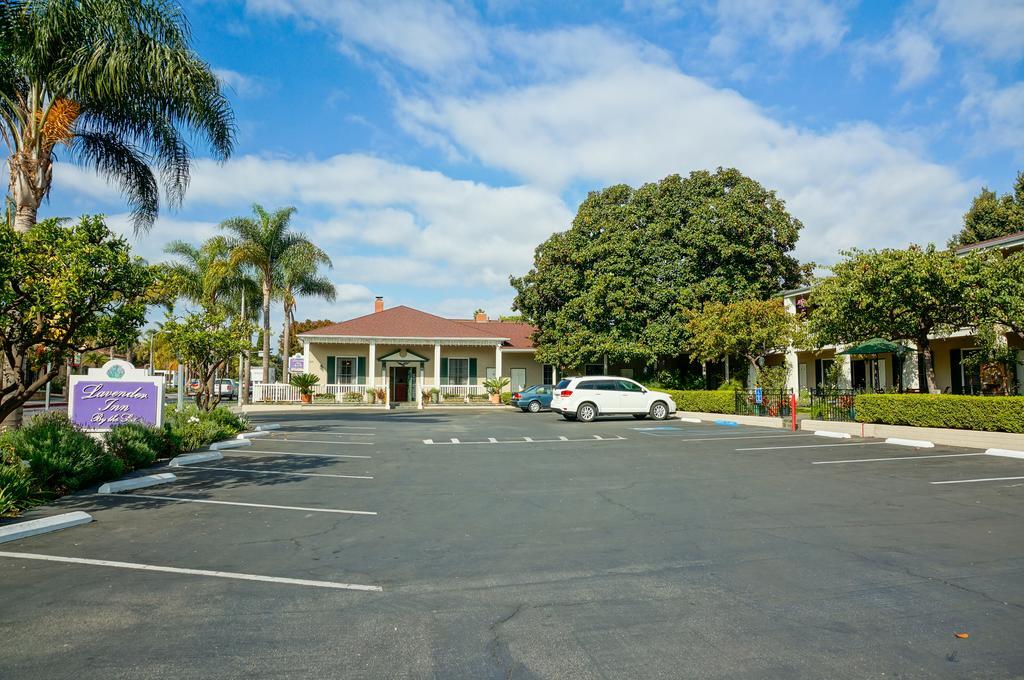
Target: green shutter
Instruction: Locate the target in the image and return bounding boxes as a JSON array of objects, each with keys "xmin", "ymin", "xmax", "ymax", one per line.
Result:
[
  {"xmin": 469, "ymin": 358, "xmax": 477, "ymax": 382},
  {"xmin": 357, "ymin": 357, "xmax": 366, "ymax": 385},
  {"xmin": 326, "ymin": 356, "xmax": 336, "ymax": 384},
  {"xmin": 441, "ymin": 358, "xmax": 448, "ymax": 382}
]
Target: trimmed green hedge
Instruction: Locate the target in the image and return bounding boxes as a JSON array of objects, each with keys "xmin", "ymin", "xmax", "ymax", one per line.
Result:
[
  {"xmin": 855, "ymin": 394, "xmax": 1024, "ymax": 433},
  {"xmin": 656, "ymin": 389, "xmax": 736, "ymax": 414}
]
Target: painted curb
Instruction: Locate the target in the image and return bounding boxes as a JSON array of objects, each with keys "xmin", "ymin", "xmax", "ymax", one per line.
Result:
[
  {"xmin": 237, "ymin": 431, "xmax": 270, "ymax": 439},
  {"xmin": 815, "ymin": 431, "xmax": 852, "ymax": 439},
  {"xmin": 168, "ymin": 451, "xmax": 224, "ymax": 467},
  {"xmin": 679, "ymin": 417, "xmax": 702, "ymax": 424},
  {"xmin": 986, "ymin": 448, "xmax": 1024, "ymax": 459},
  {"xmin": 714, "ymin": 420, "xmax": 739, "ymax": 427},
  {"xmin": 0, "ymin": 511, "xmax": 93, "ymax": 544},
  {"xmin": 99, "ymin": 473, "xmax": 177, "ymax": 494},
  {"xmin": 885, "ymin": 437, "xmax": 935, "ymax": 449},
  {"xmin": 255, "ymin": 424, "xmax": 281, "ymax": 431},
  {"xmin": 210, "ymin": 439, "xmax": 252, "ymax": 451}
]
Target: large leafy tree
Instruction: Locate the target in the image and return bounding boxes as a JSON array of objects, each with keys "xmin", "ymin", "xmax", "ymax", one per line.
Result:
[
  {"xmin": 948, "ymin": 172, "xmax": 1024, "ymax": 248},
  {"xmin": 0, "ymin": 0, "xmax": 234, "ymax": 232},
  {"xmin": 512, "ymin": 168, "xmax": 808, "ymax": 369},
  {"xmin": 684, "ymin": 298, "xmax": 804, "ymax": 384},
  {"xmin": 279, "ymin": 244, "xmax": 334, "ymax": 383},
  {"xmin": 163, "ymin": 309, "xmax": 251, "ymax": 411},
  {"xmin": 0, "ymin": 215, "xmax": 153, "ymax": 428},
  {"xmin": 808, "ymin": 246, "xmax": 976, "ymax": 393},
  {"xmin": 221, "ymin": 204, "xmax": 329, "ymax": 385}
]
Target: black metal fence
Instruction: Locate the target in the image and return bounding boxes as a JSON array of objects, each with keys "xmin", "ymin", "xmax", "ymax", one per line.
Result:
[
  {"xmin": 808, "ymin": 388, "xmax": 857, "ymax": 422},
  {"xmin": 734, "ymin": 389, "xmax": 793, "ymax": 419}
]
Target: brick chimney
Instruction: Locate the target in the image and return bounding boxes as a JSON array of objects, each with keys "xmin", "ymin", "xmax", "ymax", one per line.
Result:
[
  {"xmin": 474, "ymin": 309, "xmax": 488, "ymax": 322},
  {"xmin": 374, "ymin": 296, "xmax": 384, "ymax": 313}
]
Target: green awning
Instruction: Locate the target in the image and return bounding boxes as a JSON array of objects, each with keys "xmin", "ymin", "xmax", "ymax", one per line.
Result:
[{"xmin": 839, "ymin": 338, "xmax": 906, "ymax": 356}]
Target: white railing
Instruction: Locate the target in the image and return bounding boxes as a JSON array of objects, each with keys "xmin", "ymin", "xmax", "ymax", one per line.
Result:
[
  {"xmin": 253, "ymin": 383, "xmax": 300, "ymax": 402},
  {"xmin": 322, "ymin": 381, "xmax": 387, "ymax": 403},
  {"xmin": 437, "ymin": 384, "xmax": 484, "ymax": 399}
]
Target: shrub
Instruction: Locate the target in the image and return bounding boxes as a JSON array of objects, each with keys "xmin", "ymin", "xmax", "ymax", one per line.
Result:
[
  {"xmin": 500, "ymin": 391, "xmax": 512, "ymax": 405},
  {"xmin": 0, "ymin": 454, "xmax": 36, "ymax": 517},
  {"xmin": 104, "ymin": 423, "xmax": 174, "ymax": 468},
  {"xmin": 343, "ymin": 391, "xmax": 363, "ymax": 403},
  {"xmin": 203, "ymin": 406, "xmax": 249, "ymax": 432},
  {"xmin": 165, "ymin": 405, "xmax": 247, "ymax": 451},
  {"xmin": 654, "ymin": 389, "xmax": 736, "ymax": 414},
  {"xmin": 855, "ymin": 394, "xmax": 1024, "ymax": 433},
  {"xmin": 1, "ymin": 412, "xmax": 122, "ymax": 494}
]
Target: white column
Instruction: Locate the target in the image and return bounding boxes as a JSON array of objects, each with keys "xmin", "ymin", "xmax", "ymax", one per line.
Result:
[
  {"xmin": 552, "ymin": 365, "xmax": 558, "ymax": 385},
  {"xmin": 785, "ymin": 346, "xmax": 799, "ymax": 393},
  {"xmin": 838, "ymin": 352, "xmax": 852, "ymax": 389},
  {"xmin": 302, "ymin": 341, "xmax": 310, "ymax": 376},
  {"xmin": 417, "ymin": 365, "xmax": 423, "ymax": 409},
  {"xmin": 368, "ymin": 342, "xmax": 376, "ymax": 387},
  {"xmin": 495, "ymin": 344, "xmax": 502, "ymax": 381},
  {"xmin": 434, "ymin": 342, "xmax": 441, "ymax": 388}
]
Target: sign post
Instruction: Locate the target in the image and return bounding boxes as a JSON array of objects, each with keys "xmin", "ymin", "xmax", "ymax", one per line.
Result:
[{"xmin": 68, "ymin": 359, "xmax": 165, "ymax": 432}]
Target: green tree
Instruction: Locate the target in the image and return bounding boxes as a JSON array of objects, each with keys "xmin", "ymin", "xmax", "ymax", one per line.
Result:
[
  {"xmin": 279, "ymin": 318, "xmax": 334, "ymax": 360},
  {"xmin": 163, "ymin": 309, "xmax": 251, "ymax": 410},
  {"xmin": 512, "ymin": 168, "xmax": 808, "ymax": 369},
  {"xmin": 808, "ymin": 246, "xmax": 974, "ymax": 393},
  {"xmin": 684, "ymin": 298, "xmax": 803, "ymax": 385},
  {"xmin": 948, "ymin": 172, "xmax": 1024, "ymax": 248},
  {"xmin": 221, "ymin": 204, "xmax": 328, "ymax": 385},
  {"xmin": 0, "ymin": 0, "xmax": 234, "ymax": 232},
  {"xmin": 163, "ymin": 237, "xmax": 257, "ymax": 311},
  {"xmin": 279, "ymin": 243, "xmax": 334, "ymax": 383},
  {"xmin": 0, "ymin": 215, "xmax": 153, "ymax": 428}
]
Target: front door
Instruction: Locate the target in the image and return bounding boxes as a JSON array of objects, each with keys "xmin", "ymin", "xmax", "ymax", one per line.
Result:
[{"xmin": 390, "ymin": 367, "xmax": 409, "ymax": 402}]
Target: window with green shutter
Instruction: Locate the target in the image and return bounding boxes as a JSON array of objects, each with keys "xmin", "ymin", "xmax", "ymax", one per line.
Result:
[
  {"xmin": 469, "ymin": 358, "xmax": 477, "ymax": 383},
  {"xmin": 326, "ymin": 356, "xmax": 336, "ymax": 384},
  {"xmin": 441, "ymin": 358, "xmax": 449, "ymax": 383},
  {"xmin": 357, "ymin": 357, "xmax": 366, "ymax": 385}
]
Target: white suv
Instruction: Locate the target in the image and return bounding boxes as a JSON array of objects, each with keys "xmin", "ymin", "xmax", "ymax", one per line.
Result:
[{"xmin": 550, "ymin": 376, "xmax": 677, "ymax": 422}]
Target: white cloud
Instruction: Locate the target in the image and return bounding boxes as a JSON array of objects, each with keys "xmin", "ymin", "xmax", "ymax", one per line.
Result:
[
  {"xmin": 854, "ymin": 28, "xmax": 941, "ymax": 90},
  {"xmin": 960, "ymin": 80, "xmax": 1024, "ymax": 156},
  {"xmin": 932, "ymin": 0, "xmax": 1024, "ymax": 61},
  {"xmin": 213, "ymin": 68, "xmax": 270, "ymax": 98},
  {"xmin": 52, "ymin": 152, "xmax": 572, "ymax": 291},
  {"xmin": 246, "ymin": 0, "xmax": 487, "ymax": 76},
  {"xmin": 707, "ymin": 0, "xmax": 849, "ymax": 56},
  {"xmin": 403, "ymin": 54, "xmax": 973, "ymax": 263}
]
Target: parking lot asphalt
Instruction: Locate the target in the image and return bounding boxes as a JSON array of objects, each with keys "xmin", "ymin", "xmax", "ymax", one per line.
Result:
[{"xmin": 1, "ymin": 409, "xmax": 1022, "ymax": 679}]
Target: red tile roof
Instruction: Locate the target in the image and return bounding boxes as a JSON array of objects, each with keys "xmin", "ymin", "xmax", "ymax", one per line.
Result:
[{"xmin": 298, "ymin": 305, "xmax": 537, "ymax": 348}]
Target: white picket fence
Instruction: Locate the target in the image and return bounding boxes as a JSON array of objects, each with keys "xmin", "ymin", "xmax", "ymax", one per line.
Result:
[
  {"xmin": 437, "ymin": 384, "xmax": 484, "ymax": 398},
  {"xmin": 252, "ymin": 381, "xmax": 386, "ymax": 403}
]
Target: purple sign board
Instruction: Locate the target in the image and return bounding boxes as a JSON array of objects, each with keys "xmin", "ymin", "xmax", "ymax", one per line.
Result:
[
  {"xmin": 69, "ymin": 360, "xmax": 164, "ymax": 432},
  {"xmin": 288, "ymin": 356, "xmax": 305, "ymax": 372}
]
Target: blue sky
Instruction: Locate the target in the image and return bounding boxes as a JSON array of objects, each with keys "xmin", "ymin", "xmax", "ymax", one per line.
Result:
[{"xmin": 47, "ymin": 0, "xmax": 1024, "ymax": 331}]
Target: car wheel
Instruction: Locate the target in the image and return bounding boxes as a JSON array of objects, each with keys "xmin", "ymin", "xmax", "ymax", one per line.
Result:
[
  {"xmin": 650, "ymin": 401, "xmax": 669, "ymax": 420},
  {"xmin": 576, "ymin": 402, "xmax": 597, "ymax": 422},
  {"xmin": 633, "ymin": 414, "xmax": 647, "ymax": 420},
  {"xmin": 562, "ymin": 413, "xmax": 576, "ymax": 421},
  {"xmin": 528, "ymin": 400, "xmax": 542, "ymax": 413}
]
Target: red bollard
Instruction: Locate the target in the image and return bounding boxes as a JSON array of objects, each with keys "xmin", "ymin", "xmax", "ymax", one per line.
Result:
[{"xmin": 790, "ymin": 392, "xmax": 798, "ymax": 431}]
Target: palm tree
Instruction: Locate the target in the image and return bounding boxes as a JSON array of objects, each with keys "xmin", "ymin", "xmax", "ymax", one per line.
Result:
[
  {"xmin": 280, "ymin": 243, "xmax": 335, "ymax": 382},
  {"xmin": 0, "ymin": 0, "xmax": 234, "ymax": 232},
  {"xmin": 221, "ymin": 204, "xmax": 329, "ymax": 386},
  {"xmin": 163, "ymin": 237, "xmax": 258, "ymax": 312}
]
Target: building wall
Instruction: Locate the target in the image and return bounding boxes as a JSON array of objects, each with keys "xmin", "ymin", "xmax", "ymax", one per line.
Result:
[{"xmin": 304, "ymin": 341, "xmax": 544, "ymax": 390}]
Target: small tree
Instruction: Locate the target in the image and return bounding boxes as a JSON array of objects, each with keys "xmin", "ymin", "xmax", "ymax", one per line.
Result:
[
  {"xmin": 164, "ymin": 310, "xmax": 251, "ymax": 411},
  {"xmin": 948, "ymin": 172, "xmax": 1024, "ymax": 248},
  {"xmin": 808, "ymin": 246, "xmax": 974, "ymax": 393},
  {"xmin": 684, "ymin": 298, "xmax": 802, "ymax": 387},
  {"xmin": 0, "ymin": 216, "xmax": 153, "ymax": 429}
]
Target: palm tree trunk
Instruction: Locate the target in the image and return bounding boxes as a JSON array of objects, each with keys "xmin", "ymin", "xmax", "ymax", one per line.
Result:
[
  {"xmin": 262, "ymin": 281, "xmax": 272, "ymax": 385},
  {"xmin": 282, "ymin": 304, "xmax": 292, "ymax": 384}
]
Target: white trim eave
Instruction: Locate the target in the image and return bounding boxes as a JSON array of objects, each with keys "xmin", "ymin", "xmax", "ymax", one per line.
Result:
[
  {"xmin": 299, "ymin": 335, "xmax": 507, "ymax": 346},
  {"xmin": 499, "ymin": 348, "xmax": 537, "ymax": 353}
]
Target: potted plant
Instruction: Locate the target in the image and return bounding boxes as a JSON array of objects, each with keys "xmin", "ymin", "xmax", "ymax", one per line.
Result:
[
  {"xmin": 483, "ymin": 377, "xmax": 511, "ymax": 405},
  {"xmin": 374, "ymin": 387, "xmax": 387, "ymax": 404},
  {"xmin": 365, "ymin": 387, "xmax": 376, "ymax": 404},
  {"xmin": 430, "ymin": 387, "xmax": 440, "ymax": 404},
  {"xmin": 289, "ymin": 373, "xmax": 319, "ymax": 404}
]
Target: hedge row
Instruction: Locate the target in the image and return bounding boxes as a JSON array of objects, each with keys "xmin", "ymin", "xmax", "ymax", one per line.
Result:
[
  {"xmin": 658, "ymin": 390, "xmax": 736, "ymax": 415},
  {"xmin": 0, "ymin": 406, "xmax": 249, "ymax": 517},
  {"xmin": 854, "ymin": 394, "xmax": 1024, "ymax": 433}
]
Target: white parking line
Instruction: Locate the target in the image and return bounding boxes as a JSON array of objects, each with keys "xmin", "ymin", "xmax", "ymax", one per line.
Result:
[
  {"xmin": 272, "ymin": 432, "xmax": 375, "ymax": 437},
  {"xmin": 423, "ymin": 436, "xmax": 628, "ymax": 445},
  {"xmin": 270, "ymin": 425, "xmax": 377, "ymax": 431},
  {"xmin": 931, "ymin": 476, "xmax": 1024, "ymax": 485},
  {"xmin": 736, "ymin": 442, "xmax": 885, "ymax": 452},
  {"xmin": 812, "ymin": 452, "xmax": 985, "ymax": 465},
  {"xmin": 258, "ymin": 438, "xmax": 372, "ymax": 445},
  {"xmin": 0, "ymin": 551, "xmax": 382, "ymax": 591},
  {"xmin": 176, "ymin": 466, "xmax": 373, "ymax": 480},
  {"xmin": 111, "ymin": 493, "xmax": 377, "ymax": 515},
  {"xmin": 669, "ymin": 434, "xmax": 814, "ymax": 443},
  {"xmin": 227, "ymin": 450, "xmax": 372, "ymax": 460}
]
